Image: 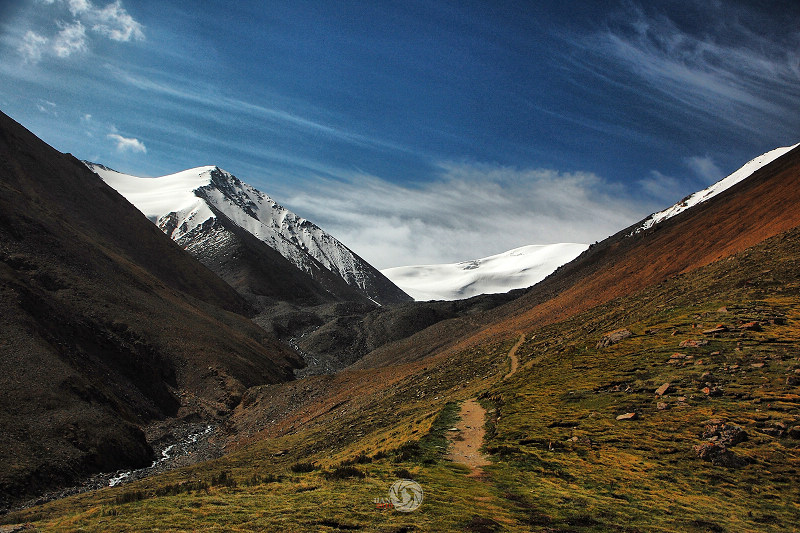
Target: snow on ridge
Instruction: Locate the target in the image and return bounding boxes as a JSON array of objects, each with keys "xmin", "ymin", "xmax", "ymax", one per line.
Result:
[
  {"xmin": 381, "ymin": 243, "xmax": 588, "ymax": 301},
  {"xmin": 633, "ymin": 143, "xmax": 799, "ymax": 235},
  {"xmin": 86, "ymin": 162, "xmax": 401, "ymax": 301}
]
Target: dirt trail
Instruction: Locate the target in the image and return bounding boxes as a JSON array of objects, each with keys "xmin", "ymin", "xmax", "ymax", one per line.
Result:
[
  {"xmin": 446, "ymin": 334, "xmax": 527, "ymax": 474},
  {"xmin": 446, "ymin": 399, "xmax": 490, "ymax": 473},
  {"xmin": 503, "ymin": 333, "xmax": 526, "ymax": 380}
]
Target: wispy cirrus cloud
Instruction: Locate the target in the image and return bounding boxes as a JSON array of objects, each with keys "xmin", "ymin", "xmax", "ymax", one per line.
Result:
[
  {"xmin": 637, "ymin": 154, "xmax": 723, "ymax": 205},
  {"xmin": 16, "ymin": 0, "xmax": 142, "ymax": 62},
  {"xmin": 108, "ymin": 132, "xmax": 146, "ymax": 153},
  {"xmin": 569, "ymin": 3, "xmax": 800, "ymax": 139},
  {"xmin": 279, "ymin": 162, "xmax": 654, "ymax": 269},
  {"xmin": 105, "ymin": 65, "xmax": 413, "ymax": 156},
  {"xmin": 685, "ymin": 155, "xmax": 722, "ymax": 184}
]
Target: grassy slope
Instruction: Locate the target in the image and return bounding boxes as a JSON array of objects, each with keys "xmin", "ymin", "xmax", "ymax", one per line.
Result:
[{"xmin": 5, "ymin": 227, "xmax": 800, "ymax": 532}]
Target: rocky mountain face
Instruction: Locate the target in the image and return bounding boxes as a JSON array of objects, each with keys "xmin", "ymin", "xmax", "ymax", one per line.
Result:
[
  {"xmin": 0, "ymin": 111, "xmax": 301, "ymax": 509},
  {"xmin": 86, "ymin": 164, "xmax": 412, "ymax": 307}
]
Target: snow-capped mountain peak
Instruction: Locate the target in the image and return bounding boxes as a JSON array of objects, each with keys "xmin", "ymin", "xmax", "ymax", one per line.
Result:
[
  {"xmin": 381, "ymin": 243, "xmax": 589, "ymax": 301},
  {"xmin": 86, "ymin": 163, "xmax": 411, "ymax": 305}
]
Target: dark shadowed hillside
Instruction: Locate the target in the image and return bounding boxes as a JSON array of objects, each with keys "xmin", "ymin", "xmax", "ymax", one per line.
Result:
[{"xmin": 0, "ymin": 111, "xmax": 302, "ymax": 509}]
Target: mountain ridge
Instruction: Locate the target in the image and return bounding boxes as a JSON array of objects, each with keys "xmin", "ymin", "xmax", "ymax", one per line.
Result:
[{"xmin": 86, "ymin": 163, "xmax": 411, "ymax": 306}]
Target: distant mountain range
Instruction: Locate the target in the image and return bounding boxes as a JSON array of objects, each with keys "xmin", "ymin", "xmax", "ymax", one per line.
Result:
[
  {"xmin": 85, "ymin": 163, "xmax": 411, "ymax": 307},
  {"xmin": 383, "ymin": 142, "xmax": 800, "ymax": 301}
]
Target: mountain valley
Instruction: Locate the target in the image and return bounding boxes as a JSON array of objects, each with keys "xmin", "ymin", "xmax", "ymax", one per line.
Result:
[{"xmin": 1, "ymin": 111, "xmax": 799, "ymax": 532}]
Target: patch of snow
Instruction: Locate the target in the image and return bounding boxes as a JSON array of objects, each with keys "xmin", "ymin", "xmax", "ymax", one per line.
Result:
[
  {"xmin": 381, "ymin": 243, "xmax": 588, "ymax": 301},
  {"xmin": 633, "ymin": 143, "xmax": 799, "ymax": 234}
]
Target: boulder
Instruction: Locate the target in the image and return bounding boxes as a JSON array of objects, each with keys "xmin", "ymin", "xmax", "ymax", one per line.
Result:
[
  {"xmin": 655, "ymin": 383, "xmax": 670, "ymax": 396},
  {"xmin": 597, "ymin": 328, "xmax": 632, "ymax": 349},
  {"xmin": 738, "ymin": 321, "xmax": 763, "ymax": 331},
  {"xmin": 680, "ymin": 339, "xmax": 709, "ymax": 348},
  {"xmin": 693, "ymin": 442, "xmax": 746, "ymax": 467},
  {"xmin": 702, "ymin": 422, "xmax": 747, "ymax": 446}
]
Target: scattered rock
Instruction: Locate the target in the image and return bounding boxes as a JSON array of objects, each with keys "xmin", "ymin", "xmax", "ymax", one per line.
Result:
[
  {"xmin": 738, "ymin": 321, "xmax": 762, "ymax": 331},
  {"xmin": 0, "ymin": 526, "xmax": 37, "ymax": 533},
  {"xmin": 702, "ymin": 421, "xmax": 747, "ymax": 446},
  {"xmin": 760, "ymin": 427, "xmax": 784, "ymax": 438},
  {"xmin": 670, "ymin": 353, "xmax": 686, "ymax": 359},
  {"xmin": 657, "ymin": 402, "xmax": 668, "ymax": 410},
  {"xmin": 701, "ymin": 371, "xmax": 717, "ymax": 382},
  {"xmin": 702, "ymin": 325, "xmax": 728, "ymax": 335},
  {"xmin": 701, "ymin": 386, "xmax": 723, "ymax": 397},
  {"xmin": 616, "ymin": 412, "xmax": 638, "ymax": 421},
  {"xmin": 693, "ymin": 442, "xmax": 746, "ymax": 467},
  {"xmin": 717, "ymin": 306, "xmax": 728, "ymax": 313},
  {"xmin": 710, "ymin": 351, "xmax": 721, "ymax": 356},
  {"xmin": 655, "ymin": 383, "xmax": 670, "ymax": 396},
  {"xmin": 679, "ymin": 339, "xmax": 709, "ymax": 348},
  {"xmin": 597, "ymin": 328, "xmax": 632, "ymax": 349},
  {"xmin": 750, "ymin": 362, "xmax": 765, "ymax": 369}
]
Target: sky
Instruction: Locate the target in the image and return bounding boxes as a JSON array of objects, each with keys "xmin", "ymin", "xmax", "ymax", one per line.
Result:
[{"xmin": 1, "ymin": 0, "xmax": 799, "ymax": 268}]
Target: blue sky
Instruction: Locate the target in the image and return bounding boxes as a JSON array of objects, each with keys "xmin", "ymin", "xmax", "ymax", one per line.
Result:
[{"xmin": 1, "ymin": 1, "xmax": 799, "ymax": 268}]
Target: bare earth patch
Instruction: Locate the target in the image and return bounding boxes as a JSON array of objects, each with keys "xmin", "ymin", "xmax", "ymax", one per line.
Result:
[{"xmin": 446, "ymin": 399, "xmax": 490, "ymax": 474}]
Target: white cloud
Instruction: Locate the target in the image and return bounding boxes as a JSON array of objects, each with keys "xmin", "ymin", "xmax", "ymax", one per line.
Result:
[
  {"xmin": 18, "ymin": 31, "xmax": 49, "ymax": 62},
  {"xmin": 89, "ymin": 0, "xmax": 144, "ymax": 42},
  {"xmin": 107, "ymin": 133, "xmax": 146, "ymax": 153},
  {"xmin": 67, "ymin": 0, "xmax": 91, "ymax": 15},
  {"xmin": 279, "ymin": 163, "xmax": 653, "ymax": 269},
  {"xmin": 52, "ymin": 20, "xmax": 87, "ymax": 57},
  {"xmin": 15, "ymin": 0, "xmax": 143, "ymax": 62}
]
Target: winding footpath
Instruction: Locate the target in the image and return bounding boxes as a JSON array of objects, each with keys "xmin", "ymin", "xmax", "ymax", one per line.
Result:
[
  {"xmin": 503, "ymin": 333, "xmax": 526, "ymax": 380},
  {"xmin": 447, "ymin": 333, "xmax": 526, "ymax": 475}
]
